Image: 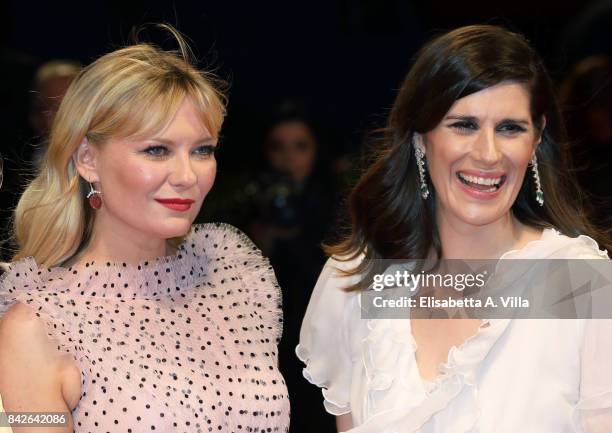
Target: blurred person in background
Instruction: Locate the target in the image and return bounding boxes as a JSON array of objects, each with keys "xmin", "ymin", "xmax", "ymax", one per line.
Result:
[
  {"xmin": 29, "ymin": 59, "xmax": 82, "ymax": 165},
  {"xmin": 0, "ymin": 60, "xmax": 80, "ymax": 259},
  {"xmin": 560, "ymin": 55, "xmax": 612, "ymax": 230},
  {"xmin": 249, "ymin": 103, "xmax": 336, "ymax": 254},
  {"xmin": 246, "ymin": 103, "xmax": 339, "ymax": 433}
]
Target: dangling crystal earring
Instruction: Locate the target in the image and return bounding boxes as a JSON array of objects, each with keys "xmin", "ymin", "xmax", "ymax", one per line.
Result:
[
  {"xmin": 87, "ymin": 181, "xmax": 103, "ymax": 210},
  {"xmin": 413, "ymin": 135, "xmax": 429, "ymax": 199},
  {"xmin": 530, "ymin": 154, "xmax": 544, "ymax": 206}
]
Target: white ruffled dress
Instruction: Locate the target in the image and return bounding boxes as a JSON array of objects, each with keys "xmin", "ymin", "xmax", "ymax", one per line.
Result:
[{"xmin": 296, "ymin": 228, "xmax": 612, "ymax": 433}]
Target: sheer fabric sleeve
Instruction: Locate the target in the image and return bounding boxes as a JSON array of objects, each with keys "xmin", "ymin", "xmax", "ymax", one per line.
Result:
[{"xmin": 295, "ymin": 256, "xmax": 361, "ymax": 415}]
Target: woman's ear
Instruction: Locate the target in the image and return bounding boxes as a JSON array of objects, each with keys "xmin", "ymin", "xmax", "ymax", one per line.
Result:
[
  {"xmin": 72, "ymin": 139, "xmax": 99, "ymax": 182},
  {"xmin": 536, "ymin": 115, "xmax": 547, "ymax": 147}
]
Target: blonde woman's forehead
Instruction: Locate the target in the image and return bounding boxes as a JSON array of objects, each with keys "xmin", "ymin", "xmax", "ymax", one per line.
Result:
[
  {"xmin": 152, "ymin": 99, "xmax": 215, "ymax": 143},
  {"xmin": 99, "ymin": 90, "xmax": 217, "ymax": 142}
]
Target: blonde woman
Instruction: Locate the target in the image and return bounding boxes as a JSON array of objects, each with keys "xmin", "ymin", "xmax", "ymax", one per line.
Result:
[{"xmin": 0, "ymin": 28, "xmax": 289, "ymax": 433}]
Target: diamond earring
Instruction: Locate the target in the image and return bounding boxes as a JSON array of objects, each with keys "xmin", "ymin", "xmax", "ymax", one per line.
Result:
[
  {"xmin": 530, "ymin": 154, "xmax": 544, "ymax": 206},
  {"xmin": 413, "ymin": 135, "xmax": 429, "ymax": 199}
]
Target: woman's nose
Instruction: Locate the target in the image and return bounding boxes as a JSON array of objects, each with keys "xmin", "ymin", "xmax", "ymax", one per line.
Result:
[
  {"xmin": 168, "ymin": 153, "xmax": 197, "ymax": 188},
  {"xmin": 471, "ymin": 129, "xmax": 503, "ymax": 165}
]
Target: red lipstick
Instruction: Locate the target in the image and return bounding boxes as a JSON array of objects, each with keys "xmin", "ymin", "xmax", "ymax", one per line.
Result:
[{"xmin": 154, "ymin": 198, "xmax": 195, "ymax": 212}]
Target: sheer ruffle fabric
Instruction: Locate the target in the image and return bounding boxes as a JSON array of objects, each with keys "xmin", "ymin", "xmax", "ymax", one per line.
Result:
[{"xmin": 0, "ymin": 223, "xmax": 289, "ymax": 433}]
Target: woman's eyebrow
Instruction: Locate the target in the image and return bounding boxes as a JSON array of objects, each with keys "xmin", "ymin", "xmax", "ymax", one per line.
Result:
[
  {"xmin": 149, "ymin": 136, "xmax": 216, "ymax": 145},
  {"xmin": 444, "ymin": 114, "xmax": 531, "ymax": 126},
  {"xmin": 444, "ymin": 114, "xmax": 477, "ymax": 121},
  {"xmin": 498, "ymin": 117, "xmax": 531, "ymax": 126}
]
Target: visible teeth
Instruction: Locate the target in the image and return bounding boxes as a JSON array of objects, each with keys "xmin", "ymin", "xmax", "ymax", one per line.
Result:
[{"xmin": 458, "ymin": 173, "xmax": 502, "ymax": 185}]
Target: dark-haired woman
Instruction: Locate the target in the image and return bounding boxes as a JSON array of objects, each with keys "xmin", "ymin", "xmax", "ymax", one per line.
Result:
[{"xmin": 297, "ymin": 25, "xmax": 611, "ymax": 433}]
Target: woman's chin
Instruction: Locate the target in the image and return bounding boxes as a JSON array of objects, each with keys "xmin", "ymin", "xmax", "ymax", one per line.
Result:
[
  {"xmin": 442, "ymin": 186, "xmax": 515, "ymax": 227},
  {"xmin": 448, "ymin": 203, "xmax": 510, "ymax": 227},
  {"xmin": 152, "ymin": 218, "xmax": 195, "ymax": 239}
]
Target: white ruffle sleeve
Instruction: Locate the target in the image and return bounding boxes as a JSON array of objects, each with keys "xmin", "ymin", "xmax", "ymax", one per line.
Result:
[
  {"xmin": 574, "ymin": 318, "xmax": 612, "ymax": 432},
  {"xmin": 574, "ymin": 319, "xmax": 612, "ymax": 433},
  {"xmin": 295, "ymin": 256, "xmax": 363, "ymax": 415},
  {"xmin": 569, "ymin": 234, "xmax": 612, "ymax": 432}
]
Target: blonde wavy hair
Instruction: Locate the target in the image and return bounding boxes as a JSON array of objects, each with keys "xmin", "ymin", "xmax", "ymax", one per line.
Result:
[{"xmin": 11, "ymin": 26, "xmax": 227, "ymax": 268}]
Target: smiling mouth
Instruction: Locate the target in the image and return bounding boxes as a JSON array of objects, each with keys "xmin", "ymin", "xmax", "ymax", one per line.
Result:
[{"xmin": 456, "ymin": 172, "xmax": 507, "ymax": 193}]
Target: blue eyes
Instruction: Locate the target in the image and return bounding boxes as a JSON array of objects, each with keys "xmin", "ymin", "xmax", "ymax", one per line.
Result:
[
  {"xmin": 142, "ymin": 145, "xmax": 216, "ymax": 159},
  {"xmin": 449, "ymin": 121, "xmax": 528, "ymax": 135},
  {"xmin": 144, "ymin": 146, "xmax": 168, "ymax": 156}
]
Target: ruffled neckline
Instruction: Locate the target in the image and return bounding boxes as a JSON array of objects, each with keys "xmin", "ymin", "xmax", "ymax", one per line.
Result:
[
  {"xmin": 0, "ymin": 223, "xmax": 255, "ymax": 299},
  {"xmin": 362, "ymin": 316, "xmax": 509, "ymax": 389},
  {"xmin": 357, "ymin": 316, "xmax": 511, "ymax": 433}
]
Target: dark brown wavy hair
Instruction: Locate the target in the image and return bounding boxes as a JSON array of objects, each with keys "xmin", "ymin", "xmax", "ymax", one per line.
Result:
[{"xmin": 326, "ymin": 24, "xmax": 610, "ymax": 291}]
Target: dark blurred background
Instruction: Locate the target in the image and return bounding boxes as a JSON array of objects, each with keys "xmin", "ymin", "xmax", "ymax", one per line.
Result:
[{"xmin": 1, "ymin": 1, "xmax": 611, "ymax": 432}]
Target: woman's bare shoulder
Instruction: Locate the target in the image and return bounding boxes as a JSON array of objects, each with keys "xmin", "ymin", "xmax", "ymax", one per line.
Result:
[
  {"xmin": 0, "ymin": 302, "xmax": 56, "ymax": 348},
  {"xmin": 0, "ymin": 302, "xmax": 81, "ymax": 413}
]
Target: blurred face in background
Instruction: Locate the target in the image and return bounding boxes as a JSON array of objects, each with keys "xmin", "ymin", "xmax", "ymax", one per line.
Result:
[
  {"xmin": 35, "ymin": 75, "xmax": 75, "ymax": 134},
  {"xmin": 31, "ymin": 62, "xmax": 81, "ymax": 136},
  {"xmin": 265, "ymin": 120, "xmax": 317, "ymax": 183}
]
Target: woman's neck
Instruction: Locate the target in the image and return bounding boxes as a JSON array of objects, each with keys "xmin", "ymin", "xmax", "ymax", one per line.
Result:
[
  {"xmin": 66, "ymin": 216, "xmax": 174, "ymax": 267},
  {"xmin": 436, "ymin": 209, "xmax": 542, "ymax": 260}
]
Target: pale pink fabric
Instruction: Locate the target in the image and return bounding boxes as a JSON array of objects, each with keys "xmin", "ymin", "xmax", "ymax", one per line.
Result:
[{"xmin": 0, "ymin": 223, "xmax": 289, "ymax": 433}]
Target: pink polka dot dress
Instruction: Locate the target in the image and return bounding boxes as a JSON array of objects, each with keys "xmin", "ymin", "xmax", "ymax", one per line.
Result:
[{"xmin": 0, "ymin": 223, "xmax": 290, "ymax": 433}]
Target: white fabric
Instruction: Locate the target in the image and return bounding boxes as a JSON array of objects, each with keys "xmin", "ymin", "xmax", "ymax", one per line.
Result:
[{"xmin": 296, "ymin": 228, "xmax": 612, "ymax": 432}]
